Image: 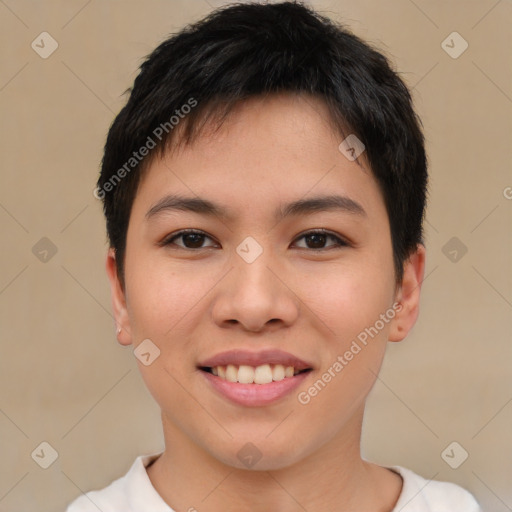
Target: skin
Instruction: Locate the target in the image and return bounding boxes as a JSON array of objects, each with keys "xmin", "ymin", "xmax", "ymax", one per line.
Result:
[{"xmin": 107, "ymin": 93, "xmax": 425, "ymax": 512}]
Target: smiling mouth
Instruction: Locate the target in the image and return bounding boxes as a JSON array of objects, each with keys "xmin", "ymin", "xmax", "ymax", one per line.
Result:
[{"xmin": 199, "ymin": 364, "xmax": 312, "ymax": 385}]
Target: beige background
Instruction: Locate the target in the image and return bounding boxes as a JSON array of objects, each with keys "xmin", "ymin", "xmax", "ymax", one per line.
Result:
[{"xmin": 0, "ymin": 0, "xmax": 511, "ymax": 511}]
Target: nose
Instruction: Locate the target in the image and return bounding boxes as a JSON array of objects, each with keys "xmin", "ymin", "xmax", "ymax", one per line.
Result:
[{"xmin": 211, "ymin": 248, "xmax": 300, "ymax": 333}]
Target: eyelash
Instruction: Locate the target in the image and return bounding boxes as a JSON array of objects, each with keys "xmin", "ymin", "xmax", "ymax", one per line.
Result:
[{"xmin": 160, "ymin": 228, "xmax": 349, "ymax": 251}]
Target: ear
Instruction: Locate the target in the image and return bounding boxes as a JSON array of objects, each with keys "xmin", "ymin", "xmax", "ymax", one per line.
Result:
[
  {"xmin": 105, "ymin": 248, "xmax": 133, "ymax": 346},
  {"xmin": 388, "ymin": 244, "xmax": 426, "ymax": 342}
]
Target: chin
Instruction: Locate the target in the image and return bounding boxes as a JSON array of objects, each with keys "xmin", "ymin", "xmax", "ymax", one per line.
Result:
[{"xmin": 209, "ymin": 435, "xmax": 310, "ymax": 472}]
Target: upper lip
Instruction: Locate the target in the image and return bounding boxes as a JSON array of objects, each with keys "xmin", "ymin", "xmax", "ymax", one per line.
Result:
[{"xmin": 198, "ymin": 349, "xmax": 313, "ymax": 371}]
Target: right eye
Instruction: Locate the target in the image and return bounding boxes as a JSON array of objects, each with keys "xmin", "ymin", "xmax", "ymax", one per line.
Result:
[{"xmin": 160, "ymin": 229, "xmax": 219, "ymax": 250}]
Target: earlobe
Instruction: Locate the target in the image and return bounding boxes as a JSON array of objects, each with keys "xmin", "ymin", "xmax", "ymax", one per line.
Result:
[
  {"xmin": 388, "ymin": 244, "xmax": 426, "ymax": 342},
  {"xmin": 105, "ymin": 248, "xmax": 132, "ymax": 346}
]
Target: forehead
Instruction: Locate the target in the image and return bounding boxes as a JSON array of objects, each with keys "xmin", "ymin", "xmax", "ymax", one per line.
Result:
[{"xmin": 133, "ymin": 94, "xmax": 383, "ymax": 222}]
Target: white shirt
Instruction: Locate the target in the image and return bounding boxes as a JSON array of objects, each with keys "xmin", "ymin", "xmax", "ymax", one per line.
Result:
[{"xmin": 66, "ymin": 453, "xmax": 482, "ymax": 511}]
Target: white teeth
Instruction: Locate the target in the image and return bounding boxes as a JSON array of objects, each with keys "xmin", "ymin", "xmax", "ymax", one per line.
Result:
[
  {"xmin": 254, "ymin": 364, "xmax": 273, "ymax": 384},
  {"xmin": 210, "ymin": 363, "xmax": 305, "ymax": 384},
  {"xmin": 237, "ymin": 365, "xmax": 255, "ymax": 384},
  {"xmin": 272, "ymin": 364, "xmax": 285, "ymax": 381},
  {"xmin": 225, "ymin": 364, "xmax": 238, "ymax": 382}
]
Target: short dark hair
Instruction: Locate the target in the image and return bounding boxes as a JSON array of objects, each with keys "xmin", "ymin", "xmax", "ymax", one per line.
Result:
[{"xmin": 98, "ymin": 0, "xmax": 428, "ymax": 287}]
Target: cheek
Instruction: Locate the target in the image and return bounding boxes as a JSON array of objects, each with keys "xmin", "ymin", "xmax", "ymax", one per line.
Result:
[
  {"xmin": 293, "ymin": 257, "xmax": 396, "ymax": 348},
  {"xmin": 291, "ymin": 251, "xmax": 396, "ymax": 422},
  {"xmin": 125, "ymin": 255, "xmax": 204, "ymax": 339},
  {"xmin": 124, "ymin": 262, "xmax": 202, "ymax": 420}
]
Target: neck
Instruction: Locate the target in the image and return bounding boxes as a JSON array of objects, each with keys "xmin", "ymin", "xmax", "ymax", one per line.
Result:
[{"xmin": 147, "ymin": 405, "xmax": 402, "ymax": 512}]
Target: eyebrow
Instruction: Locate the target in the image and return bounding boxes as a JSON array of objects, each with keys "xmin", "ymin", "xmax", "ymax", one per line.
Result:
[{"xmin": 146, "ymin": 193, "xmax": 366, "ymax": 221}]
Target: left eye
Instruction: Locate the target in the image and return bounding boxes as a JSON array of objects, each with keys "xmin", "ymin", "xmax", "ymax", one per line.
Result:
[
  {"xmin": 293, "ymin": 230, "xmax": 347, "ymax": 250},
  {"xmin": 161, "ymin": 229, "xmax": 347, "ymax": 250}
]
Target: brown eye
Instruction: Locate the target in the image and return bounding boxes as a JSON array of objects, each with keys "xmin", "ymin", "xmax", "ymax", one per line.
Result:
[
  {"xmin": 180, "ymin": 233, "xmax": 206, "ymax": 248},
  {"xmin": 294, "ymin": 230, "xmax": 348, "ymax": 250},
  {"xmin": 163, "ymin": 230, "xmax": 217, "ymax": 249}
]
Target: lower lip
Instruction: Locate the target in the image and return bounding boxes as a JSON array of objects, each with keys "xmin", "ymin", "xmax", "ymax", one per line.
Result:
[{"xmin": 200, "ymin": 370, "xmax": 311, "ymax": 407}]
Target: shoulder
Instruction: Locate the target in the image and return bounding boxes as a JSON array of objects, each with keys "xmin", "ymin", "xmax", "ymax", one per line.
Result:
[
  {"xmin": 65, "ymin": 460, "xmax": 134, "ymax": 512},
  {"xmin": 65, "ymin": 453, "xmax": 166, "ymax": 512},
  {"xmin": 390, "ymin": 466, "xmax": 482, "ymax": 512},
  {"xmin": 65, "ymin": 472, "xmax": 128, "ymax": 512}
]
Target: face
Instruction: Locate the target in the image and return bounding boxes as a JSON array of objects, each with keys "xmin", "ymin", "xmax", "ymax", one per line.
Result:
[{"xmin": 107, "ymin": 93, "xmax": 425, "ymax": 471}]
